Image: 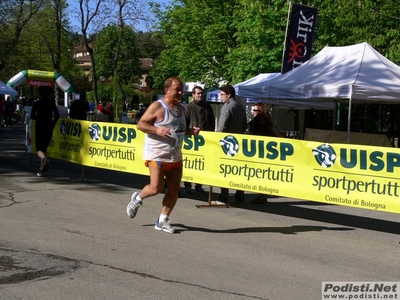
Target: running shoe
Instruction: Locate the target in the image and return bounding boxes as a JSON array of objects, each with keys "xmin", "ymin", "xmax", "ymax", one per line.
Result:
[
  {"xmin": 154, "ymin": 218, "xmax": 175, "ymax": 233},
  {"xmin": 127, "ymin": 192, "xmax": 142, "ymax": 219},
  {"xmin": 43, "ymin": 157, "xmax": 50, "ymax": 172}
]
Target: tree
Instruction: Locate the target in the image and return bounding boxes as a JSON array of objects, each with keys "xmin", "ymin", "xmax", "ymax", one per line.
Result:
[
  {"xmin": 30, "ymin": 0, "xmax": 72, "ymax": 100},
  {"xmin": 150, "ymin": 0, "xmax": 286, "ymax": 89},
  {"xmin": 229, "ymin": 0, "xmax": 288, "ymax": 83},
  {"xmin": 76, "ymin": 0, "xmax": 106, "ymax": 104},
  {"xmin": 151, "ymin": 0, "xmax": 400, "ymax": 90},
  {"xmin": 136, "ymin": 31, "xmax": 165, "ymax": 59},
  {"xmin": 94, "ymin": 24, "xmax": 140, "ymax": 100},
  {"xmin": 149, "ymin": 1, "xmax": 218, "ymax": 89},
  {"xmin": 0, "ymin": 0, "xmax": 46, "ymax": 79}
]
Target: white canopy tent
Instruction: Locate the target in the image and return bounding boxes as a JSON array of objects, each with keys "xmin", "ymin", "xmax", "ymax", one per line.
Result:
[
  {"xmin": 207, "ymin": 72, "xmax": 335, "ymax": 109},
  {"xmin": 206, "ymin": 72, "xmax": 335, "ymax": 134},
  {"xmin": 206, "ymin": 73, "xmax": 280, "ymax": 103},
  {"xmin": 236, "ymin": 42, "xmax": 400, "ymax": 141},
  {"xmin": 237, "ymin": 42, "xmax": 400, "ymax": 102},
  {"xmin": 0, "ymin": 80, "xmax": 18, "ymax": 97}
]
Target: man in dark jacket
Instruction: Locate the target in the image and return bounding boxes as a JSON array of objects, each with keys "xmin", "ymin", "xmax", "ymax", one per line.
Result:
[
  {"xmin": 184, "ymin": 86, "xmax": 215, "ymax": 194},
  {"xmin": 217, "ymin": 84, "xmax": 247, "ymax": 205}
]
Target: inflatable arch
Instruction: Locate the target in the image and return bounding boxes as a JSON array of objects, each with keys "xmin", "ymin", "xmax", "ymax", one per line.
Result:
[{"xmin": 7, "ymin": 69, "xmax": 74, "ymax": 93}]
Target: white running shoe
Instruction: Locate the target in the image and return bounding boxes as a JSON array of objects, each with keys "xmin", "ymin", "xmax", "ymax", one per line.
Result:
[
  {"xmin": 154, "ymin": 218, "xmax": 175, "ymax": 233},
  {"xmin": 127, "ymin": 192, "xmax": 142, "ymax": 219}
]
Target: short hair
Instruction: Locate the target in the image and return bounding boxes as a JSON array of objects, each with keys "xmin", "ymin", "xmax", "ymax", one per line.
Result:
[
  {"xmin": 164, "ymin": 76, "xmax": 183, "ymax": 90},
  {"xmin": 192, "ymin": 86, "xmax": 203, "ymax": 94},
  {"xmin": 220, "ymin": 84, "xmax": 235, "ymax": 98}
]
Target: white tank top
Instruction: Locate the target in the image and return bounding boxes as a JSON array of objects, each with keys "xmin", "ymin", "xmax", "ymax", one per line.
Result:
[{"xmin": 143, "ymin": 99, "xmax": 186, "ymax": 162}]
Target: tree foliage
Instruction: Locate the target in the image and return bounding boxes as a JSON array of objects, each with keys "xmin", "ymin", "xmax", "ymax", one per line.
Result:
[
  {"xmin": 0, "ymin": 0, "xmax": 46, "ymax": 80},
  {"xmin": 136, "ymin": 31, "xmax": 166, "ymax": 59},
  {"xmin": 150, "ymin": 0, "xmax": 400, "ymax": 90},
  {"xmin": 94, "ymin": 25, "xmax": 140, "ymax": 89}
]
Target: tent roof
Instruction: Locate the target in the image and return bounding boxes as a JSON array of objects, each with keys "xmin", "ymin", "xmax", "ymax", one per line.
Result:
[
  {"xmin": 237, "ymin": 42, "xmax": 400, "ymax": 103},
  {"xmin": 206, "ymin": 73, "xmax": 280, "ymax": 102},
  {"xmin": 0, "ymin": 80, "xmax": 17, "ymax": 96}
]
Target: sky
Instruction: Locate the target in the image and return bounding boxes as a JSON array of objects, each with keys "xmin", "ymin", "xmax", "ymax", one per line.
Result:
[{"xmin": 66, "ymin": 0, "xmax": 172, "ymax": 33}]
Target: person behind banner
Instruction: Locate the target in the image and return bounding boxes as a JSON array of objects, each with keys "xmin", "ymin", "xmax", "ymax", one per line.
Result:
[
  {"xmin": 248, "ymin": 102, "xmax": 276, "ymax": 204},
  {"xmin": 135, "ymin": 103, "xmax": 146, "ymax": 124},
  {"xmin": 126, "ymin": 76, "xmax": 200, "ymax": 234},
  {"xmin": 183, "ymin": 86, "xmax": 215, "ymax": 195},
  {"xmin": 70, "ymin": 92, "xmax": 89, "ymax": 120},
  {"xmin": 217, "ymin": 84, "xmax": 247, "ymax": 205},
  {"xmin": 30, "ymin": 86, "xmax": 59, "ymax": 177},
  {"xmin": 96, "ymin": 97, "xmax": 112, "ymax": 122}
]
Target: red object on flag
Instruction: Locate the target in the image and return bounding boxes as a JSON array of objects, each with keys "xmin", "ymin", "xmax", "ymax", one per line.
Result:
[{"xmin": 281, "ymin": 3, "xmax": 318, "ymax": 74}]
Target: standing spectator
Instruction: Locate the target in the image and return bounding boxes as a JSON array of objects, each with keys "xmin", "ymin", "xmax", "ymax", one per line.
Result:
[
  {"xmin": 0, "ymin": 96, "xmax": 5, "ymax": 129},
  {"xmin": 184, "ymin": 86, "xmax": 215, "ymax": 195},
  {"xmin": 96, "ymin": 97, "xmax": 112, "ymax": 122},
  {"xmin": 57, "ymin": 99, "xmax": 69, "ymax": 118},
  {"xmin": 89, "ymin": 100, "xmax": 95, "ymax": 112},
  {"xmin": 107, "ymin": 101, "xmax": 114, "ymax": 122},
  {"xmin": 126, "ymin": 76, "xmax": 200, "ymax": 234},
  {"xmin": 217, "ymin": 84, "xmax": 247, "ymax": 205},
  {"xmin": 122, "ymin": 100, "xmax": 129, "ymax": 112},
  {"xmin": 135, "ymin": 103, "xmax": 146, "ymax": 124},
  {"xmin": 248, "ymin": 102, "xmax": 276, "ymax": 204},
  {"xmin": 21, "ymin": 99, "xmax": 33, "ymax": 150},
  {"xmin": 21, "ymin": 98, "xmax": 33, "ymax": 124},
  {"xmin": 70, "ymin": 92, "xmax": 89, "ymax": 120},
  {"xmin": 4, "ymin": 96, "xmax": 14, "ymax": 127},
  {"xmin": 30, "ymin": 86, "xmax": 59, "ymax": 177}
]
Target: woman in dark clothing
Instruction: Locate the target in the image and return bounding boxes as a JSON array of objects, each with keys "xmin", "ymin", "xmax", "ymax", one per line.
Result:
[
  {"xmin": 248, "ymin": 102, "xmax": 275, "ymax": 137},
  {"xmin": 248, "ymin": 102, "xmax": 275, "ymax": 203}
]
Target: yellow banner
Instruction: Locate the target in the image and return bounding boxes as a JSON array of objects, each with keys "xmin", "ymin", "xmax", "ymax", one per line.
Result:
[
  {"xmin": 28, "ymin": 69, "xmax": 55, "ymax": 81},
  {"xmin": 34, "ymin": 119, "xmax": 400, "ymax": 214}
]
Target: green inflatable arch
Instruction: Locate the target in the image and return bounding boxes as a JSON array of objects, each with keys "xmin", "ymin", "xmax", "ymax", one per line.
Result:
[{"xmin": 7, "ymin": 69, "xmax": 74, "ymax": 93}]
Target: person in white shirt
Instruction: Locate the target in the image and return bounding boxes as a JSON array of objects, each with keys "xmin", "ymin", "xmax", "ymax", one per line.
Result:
[{"xmin": 126, "ymin": 76, "xmax": 200, "ymax": 234}]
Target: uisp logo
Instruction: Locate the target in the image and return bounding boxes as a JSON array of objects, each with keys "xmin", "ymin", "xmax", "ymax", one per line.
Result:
[
  {"xmin": 89, "ymin": 123, "xmax": 101, "ymax": 141},
  {"xmin": 312, "ymin": 143, "xmax": 336, "ymax": 168},
  {"xmin": 220, "ymin": 135, "xmax": 239, "ymax": 157}
]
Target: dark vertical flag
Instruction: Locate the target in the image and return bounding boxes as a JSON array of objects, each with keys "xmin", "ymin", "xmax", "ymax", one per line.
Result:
[{"xmin": 281, "ymin": 3, "xmax": 318, "ymax": 74}]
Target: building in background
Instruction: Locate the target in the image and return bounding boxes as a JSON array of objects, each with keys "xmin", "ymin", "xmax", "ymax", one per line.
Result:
[{"xmin": 72, "ymin": 45, "xmax": 153, "ymax": 88}]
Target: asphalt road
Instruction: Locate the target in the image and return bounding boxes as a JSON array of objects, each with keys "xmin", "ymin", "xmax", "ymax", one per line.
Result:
[{"xmin": 0, "ymin": 123, "xmax": 399, "ymax": 300}]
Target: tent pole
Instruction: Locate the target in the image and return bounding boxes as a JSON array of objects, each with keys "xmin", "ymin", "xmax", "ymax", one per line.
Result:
[
  {"xmin": 347, "ymin": 96, "xmax": 352, "ymax": 144},
  {"xmin": 274, "ymin": 100, "xmax": 281, "ymax": 135},
  {"xmin": 281, "ymin": 1, "xmax": 292, "ymax": 74},
  {"xmin": 333, "ymin": 102, "xmax": 337, "ymax": 131}
]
